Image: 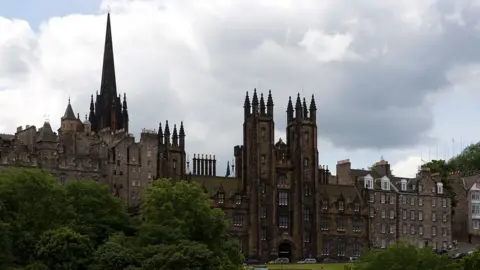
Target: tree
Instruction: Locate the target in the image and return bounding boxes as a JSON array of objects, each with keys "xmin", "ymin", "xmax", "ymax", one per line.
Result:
[
  {"xmin": 91, "ymin": 239, "xmax": 139, "ymax": 270},
  {"xmin": 350, "ymin": 242, "xmax": 460, "ymax": 270},
  {"xmin": 65, "ymin": 181, "xmax": 132, "ymax": 246},
  {"xmin": 35, "ymin": 227, "xmax": 94, "ymax": 270},
  {"xmin": 0, "ymin": 168, "xmax": 72, "ymax": 264}
]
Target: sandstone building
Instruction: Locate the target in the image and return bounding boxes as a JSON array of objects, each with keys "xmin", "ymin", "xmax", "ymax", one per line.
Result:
[{"xmin": 0, "ymin": 13, "xmax": 453, "ymax": 263}]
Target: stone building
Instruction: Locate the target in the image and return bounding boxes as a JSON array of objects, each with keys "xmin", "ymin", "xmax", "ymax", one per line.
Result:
[{"xmin": 0, "ymin": 12, "xmax": 454, "ymax": 263}]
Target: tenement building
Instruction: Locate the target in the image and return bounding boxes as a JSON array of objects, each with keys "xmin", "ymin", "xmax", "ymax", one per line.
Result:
[{"xmin": 0, "ymin": 13, "xmax": 453, "ymax": 262}]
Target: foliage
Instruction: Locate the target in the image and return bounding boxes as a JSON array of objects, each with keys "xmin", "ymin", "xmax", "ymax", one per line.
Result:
[
  {"xmin": 35, "ymin": 227, "xmax": 94, "ymax": 270},
  {"xmin": 351, "ymin": 242, "xmax": 460, "ymax": 270},
  {"xmin": 0, "ymin": 169, "xmax": 243, "ymax": 269},
  {"xmin": 462, "ymin": 250, "xmax": 480, "ymax": 270}
]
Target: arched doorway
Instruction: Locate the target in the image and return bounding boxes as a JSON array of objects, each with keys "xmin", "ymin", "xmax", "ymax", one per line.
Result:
[{"xmin": 278, "ymin": 242, "xmax": 292, "ymax": 261}]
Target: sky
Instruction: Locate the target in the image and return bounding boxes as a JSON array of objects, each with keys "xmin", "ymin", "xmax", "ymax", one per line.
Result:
[{"xmin": 0, "ymin": 0, "xmax": 479, "ymax": 178}]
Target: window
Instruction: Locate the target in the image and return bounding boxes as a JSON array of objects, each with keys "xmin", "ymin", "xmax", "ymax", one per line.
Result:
[
  {"xmin": 432, "ymin": 226, "xmax": 437, "ymax": 236},
  {"xmin": 147, "ymin": 150, "xmax": 151, "ymax": 158},
  {"xmin": 304, "ymin": 231, "xmax": 311, "ymax": 243},
  {"xmin": 381, "ymin": 194, "xmax": 386, "ymax": 204},
  {"xmin": 132, "ymin": 156, "xmax": 136, "ymax": 162},
  {"xmin": 419, "ymin": 211, "xmax": 423, "ymax": 221},
  {"xmin": 381, "ymin": 209, "xmax": 386, "ymax": 219},
  {"xmin": 365, "ymin": 175, "xmax": 374, "ymax": 189},
  {"xmin": 419, "ymin": 226, "xmax": 424, "ymax": 235},
  {"xmin": 353, "ymin": 243, "xmax": 361, "ymax": 257},
  {"xmin": 432, "ymin": 198, "xmax": 436, "ymax": 207},
  {"xmin": 337, "ymin": 217, "xmax": 345, "ymax": 231},
  {"xmin": 339, "ymin": 201, "xmax": 345, "ymax": 211},
  {"xmin": 353, "ymin": 219, "xmax": 362, "ymax": 232},
  {"xmin": 277, "ymin": 175, "xmax": 286, "ymax": 186},
  {"xmin": 322, "ymin": 199, "xmax": 329, "ymax": 210},
  {"xmin": 473, "ymin": 220, "xmax": 480, "ymax": 230},
  {"xmin": 304, "ymin": 208, "xmax": 311, "ymax": 221},
  {"xmin": 389, "ymin": 210, "xmax": 395, "ymax": 219},
  {"xmin": 390, "ymin": 224, "xmax": 396, "ymax": 234},
  {"xmin": 401, "ymin": 195, "xmax": 406, "ymax": 204},
  {"xmin": 337, "ymin": 242, "xmax": 346, "ymax": 256},
  {"xmin": 419, "ymin": 198, "xmax": 423, "ymax": 206},
  {"xmin": 369, "ymin": 207, "xmax": 375, "ymax": 218},
  {"xmin": 401, "ymin": 180, "xmax": 407, "ymax": 191},
  {"xmin": 320, "ymin": 216, "xmax": 330, "ymax": 231},
  {"xmin": 233, "ymin": 214, "xmax": 243, "ymax": 227},
  {"xmin": 442, "ymin": 213, "xmax": 447, "ymax": 222},
  {"xmin": 261, "ymin": 155, "xmax": 266, "ymax": 165},
  {"xmin": 472, "ymin": 192, "xmax": 480, "ymax": 201},
  {"xmin": 260, "ymin": 206, "xmax": 267, "ymax": 218},
  {"xmin": 472, "ymin": 203, "xmax": 480, "ymax": 215},
  {"xmin": 402, "ymin": 224, "xmax": 407, "ymax": 234},
  {"xmin": 402, "ymin": 209, "xmax": 407, "ymax": 220},
  {"xmin": 381, "ymin": 239, "xmax": 386, "ymax": 248},
  {"xmin": 173, "ymin": 159, "xmax": 177, "ymax": 169},
  {"xmin": 442, "ymin": 228, "xmax": 447, "ymax": 236},
  {"xmin": 304, "ymin": 158, "xmax": 308, "ymax": 167},
  {"xmin": 303, "ymin": 184, "xmax": 311, "ymax": 196},
  {"xmin": 432, "ymin": 211, "xmax": 437, "ymax": 222},
  {"xmin": 381, "ymin": 180, "xmax": 390, "ymax": 190},
  {"xmin": 410, "ymin": 197, "xmax": 415, "ymax": 206},
  {"xmin": 279, "ymin": 216, "xmax": 289, "ymax": 228},
  {"xmin": 442, "ymin": 198, "xmax": 447, "ymax": 208},
  {"xmin": 323, "ymin": 243, "xmax": 330, "ymax": 255},
  {"xmin": 419, "ymin": 184, "xmax": 423, "ymax": 192},
  {"xmin": 410, "ymin": 210, "xmax": 415, "ymax": 220},
  {"xmin": 235, "ymin": 195, "xmax": 242, "ymax": 205},
  {"xmin": 217, "ymin": 193, "xmax": 225, "ymax": 204},
  {"xmin": 355, "ymin": 202, "xmax": 360, "ymax": 212},
  {"xmin": 410, "ymin": 225, "xmax": 416, "ymax": 235},
  {"xmin": 279, "ymin": 191, "xmax": 289, "ymax": 206},
  {"xmin": 261, "ymin": 228, "xmax": 267, "ymax": 241},
  {"xmin": 437, "ymin": 182, "xmax": 443, "ymax": 194},
  {"xmin": 260, "ymin": 182, "xmax": 266, "ymax": 194},
  {"xmin": 369, "ymin": 193, "xmax": 374, "ymax": 203},
  {"xmin": 261, "ymin": 128, "xmax": 265, "ymax": 138},
  {"xmin": 390, "ymin": 195, "xmax": 395, "ymax": 204},
  {"xmin": 381, "ymin": 223, "xmax": 386, "ymax": 234}
]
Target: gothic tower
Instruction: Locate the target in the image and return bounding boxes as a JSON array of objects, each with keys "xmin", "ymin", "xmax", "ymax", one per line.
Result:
[{"xmin": 89, "ymin": 13, "xmax": 129, "ymax": 133}]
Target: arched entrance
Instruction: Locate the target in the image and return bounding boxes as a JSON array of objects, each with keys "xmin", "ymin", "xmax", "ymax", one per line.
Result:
[{"xmin": 278, "ymin": 242, "xmax": 292, "ymax": 261}]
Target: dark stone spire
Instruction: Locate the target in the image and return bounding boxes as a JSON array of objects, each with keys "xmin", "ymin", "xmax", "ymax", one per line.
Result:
[
  {"xmin": 266, "ymin": 90, "xmax": 274, "ymax": 117},
  {"xmin": 295, "ymin": 93, "xmax": 302, "ymax": 120},
  {"xmin": 99, "ymin": 12, "xmax": 117, "ymax": 99},
  {"xmin": 122, "ymin": 93, "xmax": 129, "ymax": 132},
  {"xmin": 77, "ymin": 113, "xmax": 80, "ymax": 120},
  {"xmin": 252, "ymin": 88, "xmax": 259, "ymax": 107},
  {"xmin": 286, "ymin": 96, "xmax": 293, "ymax": 121},
  {"xmin": 172, "ymin": 124, "xmax": 178, "ymax": 146},
  {"xmin": 157, "ymin": 122, "xmax": 163, "ymax": 144},
  {"xmin": 259, "ymin": 93, "xmax": 266, "ymax": 115},
  {"xmin": 122, "ymin": 93, "xmax": 127, "ymax": 111},
  {"xmin": 243, "ymin": 91, "xmax": 251, "ymax": 118},
  {"xmin": 179, "ymin": 121, "xmax": 185, "ymax": 137},
  {"xmin": 303, "ymin": 97, "xmax": 308, "ymax": 118},
  {"xmin": 226, "ymin": 161, "xmax": 231, "ymax": 177},
  {"xmin": 164, "ymin": 120, "xmax": 170, "ymax": 145},
  {"xmin": 310, "ymin": 94, "xmax": 317, "ymax": 122},
  {"xmin": 89, "ymin": 94, "xmax": 95, "ymax": 125},
  {"xmin": 62, "ymin": 98, "xmax": 76, "ymax": 120}
]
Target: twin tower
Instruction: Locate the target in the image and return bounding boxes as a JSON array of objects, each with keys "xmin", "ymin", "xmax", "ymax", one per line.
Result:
[{"xmin": 243, "ymin": 88, "xmax": 317, "ymax": 123}]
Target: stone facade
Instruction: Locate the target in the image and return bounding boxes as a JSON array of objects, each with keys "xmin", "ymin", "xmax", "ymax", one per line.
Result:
[{"xmin": 0, "ymin": 12, "xmax": 455, "ymax": 264}]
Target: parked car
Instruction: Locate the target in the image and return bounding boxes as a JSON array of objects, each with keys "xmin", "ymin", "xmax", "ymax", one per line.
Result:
[
  {"xmin": 322, "ymin": 258, "xmax": 338, "ymax": 263},
  {"xmin": 451, "ymin": 253, "xmax": 465, "ymax": 260},
  {"xmin": 270, "ymin": 257, "xmax": 289, "ymax": 264},
  {"xmin": 297, "ymin": 258, "xmax": 317, "ymax": 264},
  {"xmin": 244, "ymin": 259, "xmax": 261, "ymax": 265},
  {"xmin": 434, "ymin": 249, "xmax": 448, "ymax": 255}
]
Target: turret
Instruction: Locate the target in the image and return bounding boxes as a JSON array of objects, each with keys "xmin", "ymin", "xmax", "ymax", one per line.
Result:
[
  {"xmin": 164, "ymin": 121, "xmax": 170, "ymax": 145},
  {"xmin": 287, "ymin": 96, "xmax": 293, "ymax": 122},
  {"xmin": 303, "ymin": 98, "xmax": 308, "ymax": 119},
  {"xmin": 61, "ymin": 97, "xmax": 78, "ymax": 133},
  {"xmin": 267, "ymin": 90, "xmax": 274, "ymax": 117},
  {"xmin": 244, "ymin": 91, "xmax": 251, "ymax": 118},
  {"xmin": 88, "ymin": 94, "xmax": 95, "ymax": 131},
  {"xmin": 83, "ymin": 114, "xmax": 92, "ymax": 134},
  {"xmin": 295, "ymin": 93, "xmax": 302, "ymax": 121},
  {"xmin": 179, "ymin": 121, "xmax": 185, "ymax": 149},
  {"xmin": 122, "ymin": 93, "xmax": 129, "ymax": 132},
  {"xmin": 259, "ymin": 93, "xmax": 266, "ymax": 115},
  {"xmin": 310, "ymin": 95, "xmax": 317, "ymax": 123},
  {"xmin": 252, "ymin": 88, "xmax": 259, "ymax": 116},
  {"xmin": 172, "ymin": 124, "xmax": 178, "ymax": 146},
  {"xmin": 157, "ymin": 122, "xmax": 163, "ymax": 145}
]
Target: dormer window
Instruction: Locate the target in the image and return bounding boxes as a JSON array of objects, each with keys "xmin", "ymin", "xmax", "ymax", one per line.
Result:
[
  {"xmin": 339, "ymin": 201, "xmax": 345, "ymax": 211},
  {"xmin": 381, "ymin": 176, "xmax": 390, "ymax": 190},
  {"xmin": 364, "ymin": 174, "xmax": 374, "ymax": 189},
  {"xmin": 400, "ymin": 179, "xmax": 407, "ymax": 191},
  {"xmin": 217, "ymin": 192, "xmax": 225, "ymax": 204},
  {"xmin": 235, "ymin": 195, "xmax": 242, "ymax": 205},
  {"xmin": 437, "ymin": 182, "xmax": 443, "ymax": 194}
]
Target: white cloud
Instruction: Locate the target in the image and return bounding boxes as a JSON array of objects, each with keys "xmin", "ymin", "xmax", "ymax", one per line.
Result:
[
  {"xmin": 0, "ymin": 0, "xmax": 479, "ymax": 177},
  {"xmin": 392, "ymin": 156, "xmax": 422, "ymax": 178}
]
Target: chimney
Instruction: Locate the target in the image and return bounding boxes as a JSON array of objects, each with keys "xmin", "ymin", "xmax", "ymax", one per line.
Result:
[
  {"xmin": 193, "ymin": 154, "xmax": 197, "ymax": 175},
  {"xmin": 336, "ymin": 159, "xmax": 352, "ymax": 185},
  {"xmin": 213, "ymin": 155, "xmax": 217, "ymax": 176},
  {"xmin": 208, "ymin": 155, "xmax": 213, "ymax": 176},
  {"xmin": 372, "ymin": 160, "xmax": 391, "ymax": 177},
  {"xmin": 200, "ymin": 154, "xmax": 205, "ymax": 176}
]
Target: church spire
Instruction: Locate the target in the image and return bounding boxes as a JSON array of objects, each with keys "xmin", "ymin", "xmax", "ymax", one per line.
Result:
[{"xmin": 99, "ymin": 12, "xmax": 117, "ymax": 99}]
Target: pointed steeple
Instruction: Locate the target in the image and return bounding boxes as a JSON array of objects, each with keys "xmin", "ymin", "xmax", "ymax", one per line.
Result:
[
  {"xmin": 122, "ymin": 93, "xmax": 129, "ymax": 132},
  {"xmin": 226, "ymin": 161, "xmax": 231, "ymax": 177},
  {"xmin": 157, "ymin": 122, "xmax": 164, "ymax": 144},
  {"xmin": 89, "ymin": 94, "xmax": 95, "ymax": 124},
  {"xmin": 99, "ymin": 12, "xmax": 117, "ymax": 98},
  {"xmin": 286, "ymin": 96, "xmax": 294, "ymax": 121},
  {"xmin": 295, "ymin": 93, "xmax": 302, "ymax": 120},
  {"xmin": 310, "ymin": 94, "xmax": 317, "ymax": 122},
  {"xmin": 179, "ymin": 121, "xmax": 185, "ymax": 137},
  {"xmin": 243, "ymin": 91, "xmax": 251, "ymax": 118},
  {"xmin": 259, "ymin": 93, "xmax": 266, "ymax": 115},
  {"xmin": 172, "ymin": 124, "xmax": 178, "ymax": 146},
  {"xmin": 266, "ymin": 90, "xmax": 274, "ymax": 117},
  {"xmin": 164, "ymin": 120, "xmax": 170, "ymax": 145},
  {"xmin": 62, "ymin": 98, "xmax": 76, "ymax": 121},
  {"xmin": 252, "ymin": 88, "xmax": 259, "ymax": 107},
  {"xmin": 303, "ymin": 97, "xmax": 308, "ymax": 119},
  {"xmin": 122, "ymin": 93, "xmax": 127, "ymax": 111}
]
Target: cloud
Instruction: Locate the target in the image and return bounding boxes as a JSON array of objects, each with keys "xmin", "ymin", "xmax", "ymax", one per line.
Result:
[{"xmin": 0, "ymin": 0, "xmax": 479, "ymax": 176}]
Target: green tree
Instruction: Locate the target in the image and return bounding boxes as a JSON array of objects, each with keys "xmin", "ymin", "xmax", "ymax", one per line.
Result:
[
  {"xmin": 91, "ymin": 239, "xmax": 140, "ymax": 270},
  {"xmin": 462, "ymin": 250, "xmax": 480, "ymax": 270},
  {"xmin": 351, "ymin": 242, "xmax": 460, "ymax": 270},
  {"xmin": 65, "ymin": 181, "xmax": 132, "ymax": 246},
  {"xmin": 35, "ymin": 227, "xmax": 93, "ymax": 270},
  {"xmin": 0, "ymin": 168, "xmax": 72, "ymax": 264}
]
